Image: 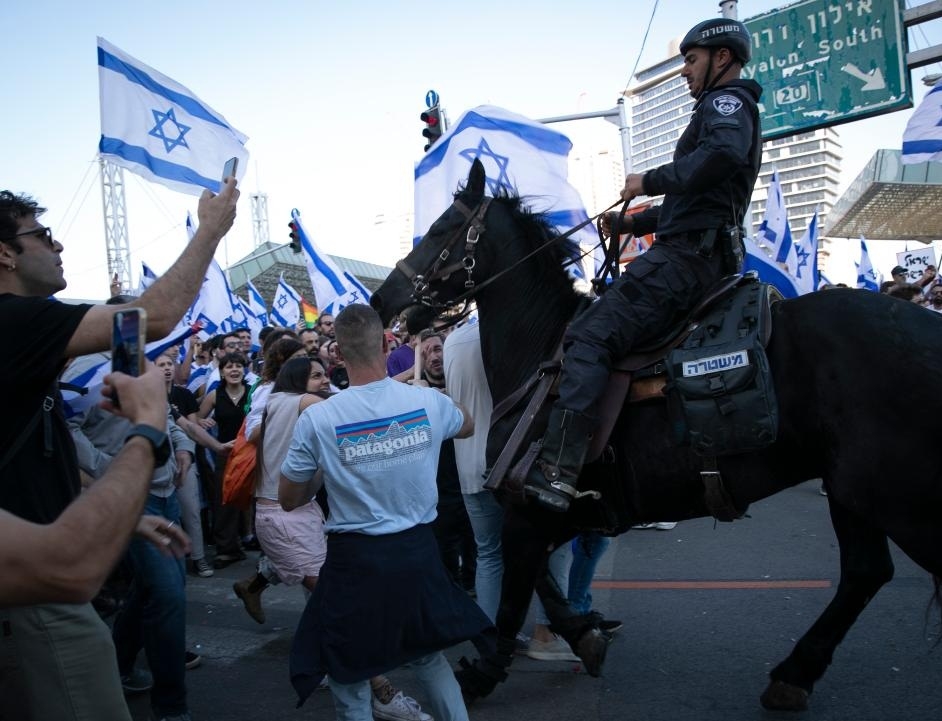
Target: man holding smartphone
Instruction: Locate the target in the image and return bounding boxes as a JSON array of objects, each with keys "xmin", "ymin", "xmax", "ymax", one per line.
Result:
[{"xmin": 0, "ymin": 177, "xmax": 238, "ymax": 721}]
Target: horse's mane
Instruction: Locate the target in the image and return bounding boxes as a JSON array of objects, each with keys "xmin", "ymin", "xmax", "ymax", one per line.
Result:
[{"xmin": 453, "ymin": 184, "xmax": 584, "ymax": 291}]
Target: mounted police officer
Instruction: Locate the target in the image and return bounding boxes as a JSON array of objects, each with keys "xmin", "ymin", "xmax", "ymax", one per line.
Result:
[{"xmin": 525, "ymin": 18, "xmax": 763, "ymax": 512}]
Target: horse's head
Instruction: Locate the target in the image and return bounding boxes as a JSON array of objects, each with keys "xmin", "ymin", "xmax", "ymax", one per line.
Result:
[
  {"xmin": 372, "ymin": 159, "xmax": 492, "ymax": 332},
  {"xmin": 373, "ymin": 159, "xmax": 579, "ymax": 334}
]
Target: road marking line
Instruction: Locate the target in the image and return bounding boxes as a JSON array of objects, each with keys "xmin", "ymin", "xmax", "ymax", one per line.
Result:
[{"xmin": 593, "ymin": 580, "xmax": 832, "ymax": 590}]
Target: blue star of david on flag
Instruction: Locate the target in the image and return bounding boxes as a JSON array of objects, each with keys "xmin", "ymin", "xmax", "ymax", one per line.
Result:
[
  {"xmin": 458, "ymin": 139, "xmax": 513, "ymax": 195},
  {"xmin": 98, "ymin": 37, "xmax": 248, "ymax": 195},
  {"xmin": 794, "ymin": 244, "xmax": 810, "ymax": 278},
  {"xmin": 148, "ymin": 107, "xmax": 191, "ymax": 153},
  {"xmin": 412, "ymin": 105, "xmax": 604, "ymax": 283}
]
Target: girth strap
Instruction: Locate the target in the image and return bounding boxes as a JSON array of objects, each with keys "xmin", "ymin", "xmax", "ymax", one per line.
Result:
[{"xmin": 485, "ymin": 344, "xmax": 565, "ymax": 492}]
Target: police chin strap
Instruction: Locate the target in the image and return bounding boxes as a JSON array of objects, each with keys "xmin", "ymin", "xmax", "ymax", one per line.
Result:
[{"xmin": 693, "ymin": 48, "xmax": 736, "ymax": 109}]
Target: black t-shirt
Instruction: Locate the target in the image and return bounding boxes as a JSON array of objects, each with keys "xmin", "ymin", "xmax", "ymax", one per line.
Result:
[
  {"xmin": 0, "ymin": 294, "xmax": 92, "ymax": 523},
  {"xmin": 168, "ymin": 384, "xmax": 198, "ymax": 421}
]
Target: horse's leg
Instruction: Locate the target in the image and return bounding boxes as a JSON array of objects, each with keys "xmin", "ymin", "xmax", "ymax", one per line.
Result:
[
  {"xmin": 761, "ymin": 499, "xmax": 894, "ymax": 711},
  {"xmin": 455, "ymin": 506, "xmax": 553, "ymax": 702},
  {"xmin": 532, "ymin": 547, "xmax": 610, "ymax": 677}
]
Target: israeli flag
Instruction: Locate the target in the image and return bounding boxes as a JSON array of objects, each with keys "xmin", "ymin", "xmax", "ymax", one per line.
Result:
[
  {"xmin": 138, "ymin": 261, "xmax": 158, "ymax": 293},
  {"xmin": 743, "ymin": 236, "xmax": 799, "ymax": 299},
  {"xmin": 246, "ymin": 279, "xmax": 269, "ymax": 327},
  {"xmin": 97, "ymin": 37, "xmax": 248, "ymax": 196},
  {"xmin": 790, "ymin": 210, "xmax": 819, "ymax": 296},
  {"xmin": 186, "ymin": 363, "xmax": 212, "ymax": 395},
  {"xmin": 238, "ymin": 295, "xmax": 263, "ymax": 351},
  {"xmin": 292, "ymin": 209, "xmax": 371, "ymax": 316},
  {"xmin": 856, "ymin": 238, "xmax": 881, "ymax": 291},
  {"xmin": 413, "ymin": 105, "xmax": 602, "ymax": 281},
  {"xmin": 61, "ymin": 355, "xmax": 110, "ymax": 419},
  {"xmin": 902, "ymin": 78, "xmax": 942, "ymax": 164},
  {"xmin": 271, "ymin": 273, "xmax": 301, "ymax": 328},
  {"xmin": 756, "ymin": 169, "xmax": 793, "ymax": 263},
  {"xmin": 183, "ymin": 213, "xmax": 243, "ymax": 332}
]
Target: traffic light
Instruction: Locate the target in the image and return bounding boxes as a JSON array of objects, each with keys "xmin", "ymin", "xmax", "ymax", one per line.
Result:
[
  {"xmin": 421, "ymin": 105, "xmax": 443, "ymax": 152},
  {"xmin": 288, "ymin": 221, "xmax": 301, "ymax": 253}
]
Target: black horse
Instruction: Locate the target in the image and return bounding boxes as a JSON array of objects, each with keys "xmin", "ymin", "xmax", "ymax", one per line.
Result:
[{"xmin": 370, "ymin": 159, "xmax": 942, "ymax": 711}]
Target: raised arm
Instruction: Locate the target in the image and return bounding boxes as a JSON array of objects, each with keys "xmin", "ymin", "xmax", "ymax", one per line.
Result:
[{"xmin": 64, "ymin": 179, "xmax": 240, "ymax": 358}]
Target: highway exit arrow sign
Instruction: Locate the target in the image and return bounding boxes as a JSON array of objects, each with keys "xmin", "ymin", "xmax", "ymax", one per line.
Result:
[{"xmin": 743, "ymin": 0, "xmax": 912, "ymax": 140}]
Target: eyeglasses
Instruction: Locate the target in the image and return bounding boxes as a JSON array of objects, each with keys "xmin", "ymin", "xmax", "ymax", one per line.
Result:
[{"xmin": 4, "ymin": 226, "xmax": 54, "ymax": 247}]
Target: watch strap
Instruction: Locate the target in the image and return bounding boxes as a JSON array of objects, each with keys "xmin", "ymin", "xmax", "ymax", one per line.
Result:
[{"xmin": 124, "ymin": 423, "xmax": 170, "ymax": 465}]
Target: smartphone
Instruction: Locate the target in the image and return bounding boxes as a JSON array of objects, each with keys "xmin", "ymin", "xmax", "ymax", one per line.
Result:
[
  {"xmin": 222, "ymin": 156, "xmax": 239, "ymax": 182},
  {"xmin": 111, "ymin": 309, "xmax": 147, "ymax": 409}
]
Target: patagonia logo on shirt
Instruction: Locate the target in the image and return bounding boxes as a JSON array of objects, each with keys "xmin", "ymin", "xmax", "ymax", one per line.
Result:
[{"xmin": 335, "ymin": 409, "xmax": 432, "ymax": 467}]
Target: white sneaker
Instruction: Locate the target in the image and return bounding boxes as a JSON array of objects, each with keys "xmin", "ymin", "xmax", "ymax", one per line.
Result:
[
  {"xmin": 526, "ymin": 633, "xmax": 580, "ymax": 662},
  {"xmin": 654, "ymin": 522, "xmax": 677, "ymax": 530},
  {"xmin": 372, "ymin": 691, "xmax": 432, "ymax": 721}
]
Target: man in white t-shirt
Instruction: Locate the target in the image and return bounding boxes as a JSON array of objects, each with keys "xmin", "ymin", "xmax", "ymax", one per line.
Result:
[{"xmin": 279, "ymin": 304, "xmax": 494, "ymax": 721}]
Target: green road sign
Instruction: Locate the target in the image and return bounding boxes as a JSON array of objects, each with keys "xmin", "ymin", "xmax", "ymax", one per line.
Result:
[{"xmin": 742, "ymin": 0, "xmax": 912, "ymax": 140}]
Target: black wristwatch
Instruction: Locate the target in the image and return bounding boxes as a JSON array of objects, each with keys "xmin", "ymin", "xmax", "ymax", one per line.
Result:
[{"xmin": 124, "ymin": 424, "xmax": 171, "ymax": 466}]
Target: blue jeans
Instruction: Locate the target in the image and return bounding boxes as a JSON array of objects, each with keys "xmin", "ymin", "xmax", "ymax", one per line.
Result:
[
  {"xmin": 568, "ymin": 532, "xmax": 612, "ymax": 614},
  {"xmin": 328, "ymin": 652, "xmax": 468, "ymax": 721},
  {"xmin": 462, "ymin": 490, "xmax": 504, "ymax": 622},
  {"xmin": 112, "ymin": 492, "xmax": 187, "ymax": 717}
]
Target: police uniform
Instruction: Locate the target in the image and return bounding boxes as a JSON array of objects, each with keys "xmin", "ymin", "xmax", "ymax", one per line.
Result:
[
  {"xmin": 559, "ymin": 77, "xmax": 763, "ymax": 413},
  {"xmin": 525, "ymin": 18, "xmax": 764, "ymax": 513}
]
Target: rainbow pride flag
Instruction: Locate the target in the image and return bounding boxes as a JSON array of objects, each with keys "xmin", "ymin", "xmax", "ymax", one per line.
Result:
[{"xmin": 301, "ymin": 299, "xmax": 319, "ymax": 328}]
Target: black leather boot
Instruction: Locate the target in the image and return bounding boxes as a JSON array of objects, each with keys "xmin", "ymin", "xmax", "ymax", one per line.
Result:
[{"xmin": 524, "ymin": 408, "xmax": 597, "ymax": 512}]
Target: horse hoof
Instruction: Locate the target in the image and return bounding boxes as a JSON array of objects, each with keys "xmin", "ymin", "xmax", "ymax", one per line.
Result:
[
  {"xmin": 575, "ymin": 628, "xmax": 608, "ymax": 677},
  {"xmin": 760, "ymin": 680, "xmax": 809, "ymax": 711}
]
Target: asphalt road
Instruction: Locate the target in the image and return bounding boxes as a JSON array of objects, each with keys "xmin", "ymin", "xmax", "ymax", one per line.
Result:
[{"xmin": 128, "ymin": 481, "xmax": 942, "ymax": 720}]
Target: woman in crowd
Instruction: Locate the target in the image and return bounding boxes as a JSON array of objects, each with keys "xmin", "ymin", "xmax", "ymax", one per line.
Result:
[{"xmin": 198, "ymin": 352, "xmax": 250, "ymax": 568}]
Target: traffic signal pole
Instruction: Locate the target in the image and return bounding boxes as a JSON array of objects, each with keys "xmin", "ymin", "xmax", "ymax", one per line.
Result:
[{"xmin": 537, "ymin": 97, "xmax": 633, "ymax": 175}]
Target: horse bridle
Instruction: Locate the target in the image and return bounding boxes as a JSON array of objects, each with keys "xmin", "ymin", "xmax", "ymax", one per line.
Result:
[
  {"xmin": 394, "ymin": 197, "xmax": 492, "ymax": 311},
  {"xmin": 395, "ymin": 195, "xmax": 627, "ymax": 314}
]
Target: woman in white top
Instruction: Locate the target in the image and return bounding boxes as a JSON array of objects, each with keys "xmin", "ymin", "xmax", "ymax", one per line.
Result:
[{"xmin": 244, "ymin": 356, "xmax": 329, "ymax": 595}]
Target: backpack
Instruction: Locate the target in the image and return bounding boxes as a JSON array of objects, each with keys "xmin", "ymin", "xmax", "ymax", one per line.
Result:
[{"xmin": 664, "ymin": 277, "xmax": 778, "ymax": 456}]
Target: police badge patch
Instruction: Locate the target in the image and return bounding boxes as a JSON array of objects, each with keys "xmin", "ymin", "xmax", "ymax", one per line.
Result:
[{"xmin": 713, "ymin": 94, "xmax": 742, "ymax": 116}]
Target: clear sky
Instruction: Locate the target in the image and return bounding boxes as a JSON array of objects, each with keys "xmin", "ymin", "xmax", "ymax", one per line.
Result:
[{"xmin": 3, "ymin": 0, "xmax": 941, "ymax": 299}]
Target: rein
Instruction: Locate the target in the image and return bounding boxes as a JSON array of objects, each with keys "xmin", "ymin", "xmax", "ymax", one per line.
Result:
[{"xmin": 396, "ymin": 196, "xmax": 628, "ymax": 314}]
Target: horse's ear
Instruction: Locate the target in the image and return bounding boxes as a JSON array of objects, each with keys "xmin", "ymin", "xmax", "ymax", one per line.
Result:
[{"xmin": 467, "ymin": 159, "xmax": 486, "ymax": 201}]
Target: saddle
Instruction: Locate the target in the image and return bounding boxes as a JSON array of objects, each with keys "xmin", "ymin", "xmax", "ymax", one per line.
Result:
[{"xmin": 486, "ymin": 273, "xmax": 778, "ymax": 522}]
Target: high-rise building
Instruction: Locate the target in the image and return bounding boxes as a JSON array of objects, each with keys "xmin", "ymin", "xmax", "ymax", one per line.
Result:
[{"xmin": 626, "ymin": 44, "xmax": 843, "ymax": 262}]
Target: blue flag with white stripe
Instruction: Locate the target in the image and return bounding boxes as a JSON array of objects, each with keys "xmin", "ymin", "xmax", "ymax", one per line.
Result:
[
  {"xmin": 271, "ymin": 273, "xmax": 301, "ymax": 328},
  {"xmin": 97, "ymin": 37, "xmax": 248, "ymax": 196},
  {"xmin": 413, "ymin": 106, "xmax": 603, "ymax": 282},
  {"xmin": 292, "ymin": 209, "xmax": 371, "ymax": 316},
  {"xmin": 902, "ymin": 77, "xmax": 942, "ymax": 164}
]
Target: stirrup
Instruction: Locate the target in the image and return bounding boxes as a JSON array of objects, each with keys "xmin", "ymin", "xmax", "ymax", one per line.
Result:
[{"xmin": 549, "ymin": 479, "xmax": 601, "ymax": 501}]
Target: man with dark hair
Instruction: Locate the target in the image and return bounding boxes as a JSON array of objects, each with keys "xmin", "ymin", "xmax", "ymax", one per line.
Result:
[
  {"xmin": 279, "ymin": 304, "xmax": 493, "ymax": 720},
  {"xmin": 317, "ymin": 312, "xmax": 335, "ymax": 339},
  {"xmin": 525, "ymin": 18, "xmax": 763, "ymax": 512},
  {"xmin": 0, "ymin": 180, "xmax": 238, "ymax": 721},
  {"xmin": 299, "ymin": 327, "xmax": 319, "ymax": 356}
]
